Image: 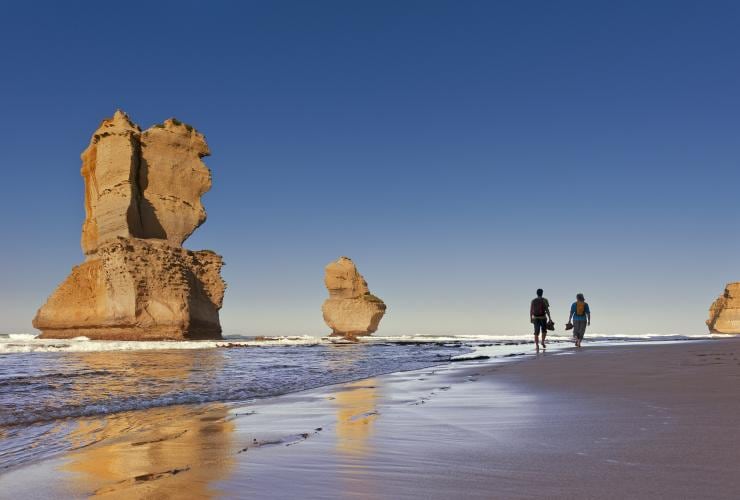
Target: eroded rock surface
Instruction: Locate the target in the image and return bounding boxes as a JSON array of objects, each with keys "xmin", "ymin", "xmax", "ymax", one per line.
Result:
[
  {"xmin": 80, "ymin": 111, "xmax": 143, "ymax": 255},
  {"xmin": 140, "ymin": 119, "xmax": 212, "ymax": 246},
  {"xmin": 34, "ymin": 239, "xmax": 225, "ymax": 340},
  {"xmin": 321, "ymin": 257, "xmax": 386, "ymax": 338},
  {"xmin": 707, "ymin": 282, "xmax": 740, "ymax": 334},
  {"xmin": 34, "ymin": 111, "xmax": 225, "ymax": 340},
  {"xmin": 80, "ymin": 112, "xmax": 212, "ymax": 254}
]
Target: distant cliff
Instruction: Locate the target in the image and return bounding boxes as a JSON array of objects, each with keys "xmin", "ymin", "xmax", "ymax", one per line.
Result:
[{"xmin": 33, "ymin": 111, "xmax": 226, "ymax": 340}]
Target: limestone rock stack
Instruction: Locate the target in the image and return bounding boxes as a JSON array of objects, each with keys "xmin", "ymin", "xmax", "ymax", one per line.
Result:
[
  {"xmin": 321, "ymin": 257, "xmax": 386, "ymax": 338},
  {"xmin": 706, "ymin": 282, "xmax": 740, "ymax": 334},
  {"xmin": 33, "ymin": 111, "xmax": 226, "ymax": 340},
  {"xmin": 139, "ymin": 119, "xmax": 212, "ymax": 246}
]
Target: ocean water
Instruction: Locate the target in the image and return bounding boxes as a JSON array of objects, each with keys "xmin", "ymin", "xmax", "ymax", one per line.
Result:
[{"xmin": 0, "ymin": 332, "xmax": 717, "ymax": 472}]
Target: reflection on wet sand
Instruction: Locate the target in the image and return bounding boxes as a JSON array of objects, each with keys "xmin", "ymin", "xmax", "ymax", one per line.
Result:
[
  {"xmin": 332, "ymin": 379, "xmax": 379, "ymax": 458},
  {"xmin": 322, "ymin": 345, "xmax": 380, "ymax": 457},
  {"xmin": 59, "ymin": 349, "xmax": 236, "ymax": 498},
  {"xmin": 62, "ymin": 405, "xmax": 236, "ymax": 498},
  {"xmin": 331, "ymin": 378, "xmax": 381, "ymax": 498}
]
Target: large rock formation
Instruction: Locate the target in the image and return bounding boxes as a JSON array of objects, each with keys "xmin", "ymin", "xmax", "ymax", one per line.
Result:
[
  {"xmin": 34, "ymin": 111, "xmax": 226, "ymax": 340},
  {"xmin": 707, "ymin": 282, "xmax": 740, "ymax": 334},
  {"xmin": 321, "ymin": 257, "xmax": 386, "ymax": 338}
]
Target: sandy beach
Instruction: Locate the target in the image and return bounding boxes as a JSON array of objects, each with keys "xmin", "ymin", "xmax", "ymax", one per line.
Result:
[
  {"xmin": 3, "ymin": 2, "xmax": 739, "ymax": 499},
  {"xmin": 2, "ymin": 339, "xmax": 740, "ymax": 499}
]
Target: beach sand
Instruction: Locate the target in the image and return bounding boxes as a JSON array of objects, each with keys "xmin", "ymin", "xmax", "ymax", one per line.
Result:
[{"xmin": 2, "ymin": 339, "xmax": 739, "ymax": 499}]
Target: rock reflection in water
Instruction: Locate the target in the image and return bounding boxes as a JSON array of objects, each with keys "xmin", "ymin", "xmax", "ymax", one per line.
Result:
[
  {"xmin": 62, "ymin": 349, "xmax": 225, "ymax": 416},
  {"xmin": 59, "ymin": 349, "xmax": 235, "ymax": 498}
]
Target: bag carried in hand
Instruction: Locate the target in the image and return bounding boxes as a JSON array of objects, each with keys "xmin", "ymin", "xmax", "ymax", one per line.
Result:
[
  {"xmin": 565, "ymin": 322, "xmax": 574, "ymax": 331},
  {"xmin": 546, "ymin": 320, "xmax": 555, "ymax": 331}
]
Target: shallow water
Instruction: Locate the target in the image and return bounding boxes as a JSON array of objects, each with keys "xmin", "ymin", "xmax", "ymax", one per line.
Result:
[
  {"xmin": 0, "ymin": 342, "xmax": 468, "ymax": 428},
  {"xmin": 0, "ymin": 333, "xmax": 717, "ymax": 472}
]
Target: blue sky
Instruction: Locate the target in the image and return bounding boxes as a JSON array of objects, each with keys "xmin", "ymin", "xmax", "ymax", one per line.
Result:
[{"xmin": 0, "ymin": 1, "xmax": 738, "ymax": 336}]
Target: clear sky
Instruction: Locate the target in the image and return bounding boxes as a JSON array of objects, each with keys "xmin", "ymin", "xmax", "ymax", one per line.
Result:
[{"xmin": 1, "ymin": 1, "xmax": 738, "ymax": 336}]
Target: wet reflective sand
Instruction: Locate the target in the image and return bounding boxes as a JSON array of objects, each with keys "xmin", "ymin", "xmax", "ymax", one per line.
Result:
[
  {"xmin": 333, "ymin": 379, "xmax": 379, "ymax": 457},
  {"xmin": 0, "ymin": 342, "xmax": 466, "ymax": 473},
  {"xmin": 3, "ymin": 340, "xmax": 740, "ymax": 498},
  {"xmin": 62, "ymin": 405, "xmax": 235, "ymax": 498}
]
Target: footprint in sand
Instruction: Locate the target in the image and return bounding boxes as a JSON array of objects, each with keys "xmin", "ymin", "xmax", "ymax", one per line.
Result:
[
  {"xmin": 94, "ymin": 467, "xmax": 190, "ymax": 494},
  {"xmin": 241, "ymin": 430, "xmax": 322, "ymax": 453},
  {"xmin": 130, "ymin": 430, "xmax": 188, "ymax": 447}
]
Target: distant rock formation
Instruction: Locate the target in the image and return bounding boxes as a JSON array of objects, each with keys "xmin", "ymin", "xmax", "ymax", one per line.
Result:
[
  {"xmin": 33, "ymin": 111, "xmax": 226, "ymax": 340},
  {"xmin": 707, "ymin": 282, "xmax": 740, "ymax": 334},
  {"xmin": 321, "ymin": 257, "xmax": 386, "ymax": 338}
]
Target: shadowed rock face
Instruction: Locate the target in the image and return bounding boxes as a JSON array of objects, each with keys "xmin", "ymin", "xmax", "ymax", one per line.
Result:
[
  {"xmin": 707, "ymin": 282, "xmax": 740, "ymax": 334},
  {"xmin": 34, "ymin": 111, "xmax": 225, "ymax": 340},
  {"xmin": 321, "ymin": 257, "xmax": 386, "ymax": 339}
]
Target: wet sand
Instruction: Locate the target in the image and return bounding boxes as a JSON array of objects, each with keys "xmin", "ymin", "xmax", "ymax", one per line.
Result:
[{"xmin": 2, "ymin": 339, "xmax": 739, "ymax": 499}]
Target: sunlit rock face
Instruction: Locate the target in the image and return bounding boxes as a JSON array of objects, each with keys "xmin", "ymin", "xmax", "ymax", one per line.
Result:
[
  {"xmin": 321, "ymin": 257, "xmax": 386, "ymax": 339},
  {"xmin": 140, "ymin": 119, "xmax": 211, "ymax": 246},
  {"xmin": 80, "ymin": 111, "xmax": 144, "ymax": 255},
  {"xmin": 707, "ymin": 282, "xmax": 740, "ymax": 334},
  {"xmin": 34, "ymin": 111, "xmax": 225, "ymax": 340}
]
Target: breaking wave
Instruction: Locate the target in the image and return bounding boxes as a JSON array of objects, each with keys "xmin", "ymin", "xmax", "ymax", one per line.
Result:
[{"xmin": 1, "ymin": 332, "xmax": 719, "ymax": 355}]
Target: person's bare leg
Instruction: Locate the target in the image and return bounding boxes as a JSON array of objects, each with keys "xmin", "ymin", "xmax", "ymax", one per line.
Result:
[
  {"xmin": 535, "ymin": 334, "xmax": 540, "ymax": 351},
  {"xmin": 542, "ymin": 332, "xmax": 547, "ymax": 348}
]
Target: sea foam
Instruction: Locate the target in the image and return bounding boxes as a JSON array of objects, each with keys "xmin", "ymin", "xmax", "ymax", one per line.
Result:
[
  {"xmin": 0, "ymin": 332, "xmax": 719, "ymax": 354},
  {"xmin": 0, "ymin": 335, "xmax": 325, "ymax": 354}
]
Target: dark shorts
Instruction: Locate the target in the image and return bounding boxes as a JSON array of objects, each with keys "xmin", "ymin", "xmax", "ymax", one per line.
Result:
[{"xmin": 533, "ymin": 317, "xmax": 548, "ymax": 335}]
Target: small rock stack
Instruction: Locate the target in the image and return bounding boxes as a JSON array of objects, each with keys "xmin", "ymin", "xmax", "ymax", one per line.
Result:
[
  {"xmin": 321, "ymin": 257, "xmax": 386, "ymax": 339},
  {"xmin": 707, "ymin": 282, "xmax": 740, "ymax": 334}
]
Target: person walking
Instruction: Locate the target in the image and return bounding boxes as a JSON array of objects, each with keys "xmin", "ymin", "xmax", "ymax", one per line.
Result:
[
  {"xmin": 530, "ymin": 288, "xmax": 552, "ymax": 350},
  {"xmin": 568, "ymin": 293, "xmax": 591, "ymax": 347}
]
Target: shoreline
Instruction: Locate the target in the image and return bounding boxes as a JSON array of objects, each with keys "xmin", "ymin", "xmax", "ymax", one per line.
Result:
[
  {"xmin": 2, "ymin": 338, "xmax": 739, "ymax": 498},
  {"xmin": 0, "ymin": 336, "xmax": 688, "ymax": 432},
  {"xmin": 0, "ymin": 332, "xmax": 720, "ymax": 355}
]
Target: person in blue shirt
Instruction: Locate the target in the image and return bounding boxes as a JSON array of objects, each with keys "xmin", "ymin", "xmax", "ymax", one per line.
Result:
[{"xmin": 568, "ymin": 293, "xmax": 591, "ymax": 347}]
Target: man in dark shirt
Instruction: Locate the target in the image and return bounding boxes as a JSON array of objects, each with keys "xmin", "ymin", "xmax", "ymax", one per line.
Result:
[{"xmin": 530, "ymin": 288, "xmax": 552, "ymax": 350}]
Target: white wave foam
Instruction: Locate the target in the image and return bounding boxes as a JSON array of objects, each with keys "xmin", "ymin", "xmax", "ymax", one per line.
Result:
[
  {"xmin": 5, "ymin": 333, "xmax": 39, "ymax": 340},
  {"xmin": 370, "ymin": 332, "xmax": 719, "ymax": 343},
  {"xmin": 0, "ymin": 335, "xmax": 324, "ymax": 354},
  {"xmin": 0, "ymin": 332, "xmax": 722, "ymax": 354}
]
